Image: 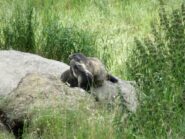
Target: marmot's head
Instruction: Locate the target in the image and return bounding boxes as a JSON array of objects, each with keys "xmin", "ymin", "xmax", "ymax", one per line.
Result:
[
  {"xmin": 70, "ymin": 59, "xmax": 92, "ymax": 77},
  {"xmin": 69, "ymin": 53, "xmax": 87, "ymax": 63}
]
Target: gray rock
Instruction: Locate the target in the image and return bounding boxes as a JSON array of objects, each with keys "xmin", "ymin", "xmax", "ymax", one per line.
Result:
[
  {"xmin": 0, "ymin": 73, "xmax": 94, "ymax": 120},
  {"xmin": 0, "ymin": 50, "xmax": 69, "ymax": 96},
  {"xmin": 91, "ymin": 79, "xmax": 138, "ymax": 112},
  {"xmin": 0, "ymin": 73, "xmax": 94, "ymax": 138},
  {"xmin": 0, "ymin": 50, "xmax": 138, "ymax": 112}
]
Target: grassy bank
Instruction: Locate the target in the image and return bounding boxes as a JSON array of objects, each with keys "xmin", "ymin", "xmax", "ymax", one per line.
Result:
[{"xmin": 0, "ymin": 0, "xmax": 184, "ymax": 138}]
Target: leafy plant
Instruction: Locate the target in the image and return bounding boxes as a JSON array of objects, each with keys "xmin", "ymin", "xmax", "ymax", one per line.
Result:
[
  {"xmin": 125, "ymin": 1, "xmax": 185, "ymax": 137},
  {"xmin": 40, "ymin": 13, "xmax": 97, "ymax": 62},
  {"xmin": 2, "ymin": 0, "xmax": 36, "ymax": 52}
]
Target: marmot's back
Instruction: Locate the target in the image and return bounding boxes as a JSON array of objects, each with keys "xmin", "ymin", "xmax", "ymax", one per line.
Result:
[
  {"xmin": 68, "ymin": 53, "xmax": 118, "ymax": 88},
  {"xmin": 86, "ymin": 57, "xmax": 107, "ymax": 86}
]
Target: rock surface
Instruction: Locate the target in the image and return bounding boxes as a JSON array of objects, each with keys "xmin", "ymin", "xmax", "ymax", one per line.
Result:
[
  {"xmin": 0, "ymin": 50, "xmax": 138, "ymax": 138},
  {"xmin": 92, "ymin": 80, "xmax": 138, "ymax": 112},
  {"xmin": 0, "ymin": 50, "xmax": 69, "ymax": 96},
  {"xmin": 0, "ymin": 73, "xmax": 94, "ymax": 120},
  {"xmin": 0, "ymin": 50, "xmax": 138, "ymax": 113}
]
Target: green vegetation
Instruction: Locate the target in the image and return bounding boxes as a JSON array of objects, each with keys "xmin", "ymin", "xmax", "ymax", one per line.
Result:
[
  {"xmin": 1, "ymin": 0, "xmax": 35, "ymax": 52},
  {"xmin": 0, "ymin": 0, "xmax": 184, "ymax": 138},
  {"xmin": 126, "ymin": 2, "xmax": 185, "ymax": 138},
  {"xmin": 0, "ymin": 0, "xmax": 97, "ymax": 62},
  {"xmin": 22, "ymin": 108, "xmax": 115, "ymax": 139}
]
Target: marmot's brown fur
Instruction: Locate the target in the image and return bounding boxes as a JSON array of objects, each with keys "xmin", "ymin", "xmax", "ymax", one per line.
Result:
[{"xmin": 69, "ymin": 53, "xmax": 118, "ymax": 87}]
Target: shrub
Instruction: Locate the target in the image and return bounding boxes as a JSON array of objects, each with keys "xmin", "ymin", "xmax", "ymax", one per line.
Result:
[
  {"xmin": 125, "ymin": 2, "xmax": 185, "ymax": 137},
  {"xmin": 0, "ymin": 0, "xmax": 97, "ymax": 63},
  {"xmin": 1, "ymin": 0, "xmax": 36, "ymax": 52},
  {"xmin": 22, "ymin": 108, "xmax": 113, "ymax": 139},
  {"xmin": 40, "ymin": 13, "xmax": 97, "ymax": 62},
  {"xmin": 38, "ymin": 5, "xmax": 97, "ymax": 63},
  {"xmin": 127, "ymin": 2, "xmax": 185, "ymax": 93}
]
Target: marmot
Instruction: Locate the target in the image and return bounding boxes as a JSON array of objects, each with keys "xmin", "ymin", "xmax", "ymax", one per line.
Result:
[
  {"xmin": 69, "ymin": 59, "xmax": 93, "ymax": 90},
  {"xmin": 61, "ymin": 61, "xmax": 93, "ymax": 90},
  {"xmin": 69, "ymin": 53, "xmax": 118, "ymax": 87}
]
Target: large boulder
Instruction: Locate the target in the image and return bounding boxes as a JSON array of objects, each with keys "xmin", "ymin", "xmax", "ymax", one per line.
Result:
[
  {"xmin": 0, "ymin": 50, "xmax": 138, "ymax": 112},
  {"xmin": 0, "ymin": 50, "xmax": 138, "ymax": 113},
  {"xmin": 0, "ymin": 50, "xmax": 138, "ymax": 138}
]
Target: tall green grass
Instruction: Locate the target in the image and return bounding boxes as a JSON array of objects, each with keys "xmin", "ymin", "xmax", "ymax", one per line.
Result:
[
  {"xmin": 0, "ymin": 0, "xmax": 183, "ymax": 67},
  {"xmin": 0, "ymin": 0, "xmax": 35, "ymax": 52},
  {"xmin": 22, "ymin": 107, "xmax": 115, "ymax": 139},
  {"xmin": 40, "ymin": 9, "xmax": 96, "ymax": 62},
  {"xmin": 126, "ymin": 2, "xmax": 185, "ymax": 138},
  {"xmin": 0, "ymin": 0, "xmax": 97, "ymax": 62}
]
